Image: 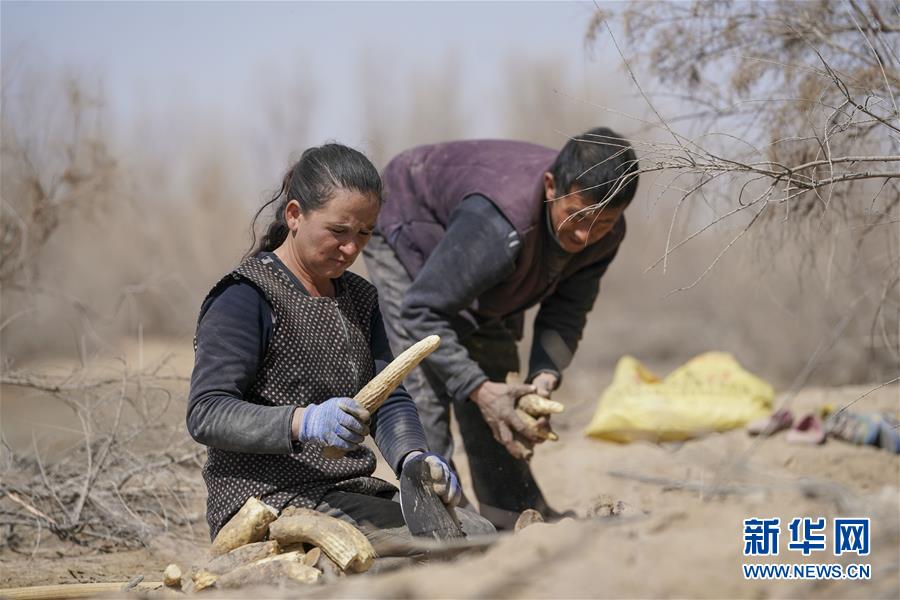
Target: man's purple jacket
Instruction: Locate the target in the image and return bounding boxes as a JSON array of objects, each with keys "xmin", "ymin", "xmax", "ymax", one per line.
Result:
[{"xmin": 375, "ymin": 139, "xmax": 626, "ymax": 402}]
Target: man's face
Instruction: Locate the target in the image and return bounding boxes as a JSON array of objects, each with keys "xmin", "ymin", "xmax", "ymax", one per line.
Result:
[{"xmin": 545, "ymin": 173, "xmax": 625, "ymax": 253}]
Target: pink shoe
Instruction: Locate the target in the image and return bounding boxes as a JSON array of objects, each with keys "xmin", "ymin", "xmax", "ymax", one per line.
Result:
[
  {"xmin": 786, "ymin": 414, "xmax": 826, "ymax": 445},
  {"xmin": 747, "ymin": 409, "xmax": 794, "ymax": 437}
]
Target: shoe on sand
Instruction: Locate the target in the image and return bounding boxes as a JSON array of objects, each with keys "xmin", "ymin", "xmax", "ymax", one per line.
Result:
[
  {"xmin": 747, "ymin": 409, "xmax": 794, "ymax": 437},
  {"xmin": 786, "ymin": 414, "xmax": 826, "ymax": 445}
]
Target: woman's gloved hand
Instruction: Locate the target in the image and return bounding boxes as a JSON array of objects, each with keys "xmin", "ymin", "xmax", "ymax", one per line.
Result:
[
  {"xmin": 299, "ymin": 397, "xmax": 370, "ymax": 452},
  {"xmin": 402, "ymin": 451, "xmax": 461, "ymax": 507}
]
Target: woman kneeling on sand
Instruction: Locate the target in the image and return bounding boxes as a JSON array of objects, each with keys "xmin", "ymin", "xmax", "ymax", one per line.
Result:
[{"xmin": 186, "ymin": 143, "xmax": 494, "ymax": 549}]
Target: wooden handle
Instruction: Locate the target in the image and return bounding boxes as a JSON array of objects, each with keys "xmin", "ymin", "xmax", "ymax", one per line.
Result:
[{"xmin": 323, "ymin": 335, "xmax": 440, "ymax": 459}]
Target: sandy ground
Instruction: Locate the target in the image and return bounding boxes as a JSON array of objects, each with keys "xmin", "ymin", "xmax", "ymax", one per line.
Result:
[{"xmin": 1, "ymin": 337, "xmax": 898, "ymax": 598}]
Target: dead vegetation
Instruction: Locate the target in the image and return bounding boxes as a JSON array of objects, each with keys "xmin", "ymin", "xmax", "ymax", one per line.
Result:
[
  {"xmin": 0, "ymin": 79, "xmax": 117, "ymax": 287},
  {"xmin": 0, "ymin": 363, "xmax": 202, "ymax": 551},
  {"xmin": 0, "ymin": 70, "xmax": 208, "ymax": 553},
  {"xmin": 582, "ymin": 0, "xmax": 899, "ymax": 387}
]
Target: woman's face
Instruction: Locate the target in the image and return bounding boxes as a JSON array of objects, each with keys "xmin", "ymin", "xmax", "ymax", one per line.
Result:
[{"xmin": 285, "ymin": 188, "xmax": 380, "ymax": 280}]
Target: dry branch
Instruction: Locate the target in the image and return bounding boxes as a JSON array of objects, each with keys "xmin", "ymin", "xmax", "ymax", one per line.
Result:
[
  {"xmin": 588, "ymin": 1, "xmax": 899, "ymax": 227},
  {"xmin": 0, "ymin": 360, "xmax": 205, "ymax": 551},
  {"xmin": 584, "ymin": 1, "xmax": 899, "ymax": 363}
]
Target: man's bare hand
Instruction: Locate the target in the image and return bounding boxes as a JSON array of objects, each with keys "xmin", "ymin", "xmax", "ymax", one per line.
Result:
[
  {"xmin": 470, "ymin": 381, "xmax": 542, "ymax": 459},
  {"xmin": 516, "ymin": 394, "xmax": 564, "ymax": 442},
  {"xmin": 522, "ymin": 374, "xmax": 561, "ymax": 447},
  {"xmin": 531, "ymin": 372, "xmax": 559, "ymax": 398}
]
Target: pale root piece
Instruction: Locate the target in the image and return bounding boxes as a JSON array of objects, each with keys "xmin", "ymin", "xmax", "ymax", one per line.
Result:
[
  {"xmin": 252, "ymin": 550, "xmax": 306, "ymax": 566},
  {"xmin": 162, "ymin": 564, "xmax": 182, "ymax": 588},
  {"xmin": 355, "ymin": 335, "xmax": 440, "ymax": 411},
  {"xmin": 302, "ymin": 546, "xmax": 322, "ymax": 567},
  {"xmin": 191, "ymin": 570, "xmax": 217, "ymax": 593},
  {"xmin": 268, "ymin": 509, "xmax": 376, "ymax": 573},
  {"xmin": 516, "ymin": 408, "xmax": 559, "ymax": 442},
  {"xmin": 518, "ymin": 394, "xmax": 564, "ymax": 416},
  {"xmin": 216, "ymin": 557, "xmax": 321, "ymax": 588},
  {"xmin": 324, "ymin": 335, "xmax": 441, "ymax": 459},
  {"xmin": 280, "ymin": 505, "xmax": 307, "ymax": 519},
  {"xmin": 514, "ymin": 508, "xmax": 545, "ymax": 532},
  {"xmin": 210, "ymin": 497, "xmax": 279, "ymax": 556},
  {"xmin": 190, "ymin": 549, "xmax": 302, "ymax": 592},
  {"xmin": 314, "ymin": 550, "xmax": 345, "ymax": 582},
  {"xmin": 201, "ymin": 540, "xmax": 281, "ymax": 576}
]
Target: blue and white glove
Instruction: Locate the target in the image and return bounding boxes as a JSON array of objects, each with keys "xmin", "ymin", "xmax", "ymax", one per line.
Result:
[
  {"xmin": 299, "ymin": 397, "xmax": 370, "ymax": 452},
  {"xmin": 403, "ymin": 451, "xmax": 462, "ymax": 507}
]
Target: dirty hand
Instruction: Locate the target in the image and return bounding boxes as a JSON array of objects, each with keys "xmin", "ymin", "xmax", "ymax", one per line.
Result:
[
  {"xmin": 531, "ymin": 372, "xmax": 559, "ymax": 398},
  {"xmin": 402, "ymin": 451, "xmax": 461, "ymax": 507},
  {"xmin": 470, "ymin": 381, "xmax": 543, "ymax": 459},
  {"xmin": 515, "ymin": 394, "xmax": 565, "ymax": 442},
  {"xmin": 298, "ymin": 397, "xmax": 370, "ymax": 452}
]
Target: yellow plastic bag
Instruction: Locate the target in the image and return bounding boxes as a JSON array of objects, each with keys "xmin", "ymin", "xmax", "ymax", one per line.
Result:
[{"xmin": 585, "ymin": 352, "xmax": 774, "ymax": 443}]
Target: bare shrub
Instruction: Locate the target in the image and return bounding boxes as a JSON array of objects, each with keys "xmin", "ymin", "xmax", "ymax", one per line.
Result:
[
  {"xmin": 0, "ymin": 67, "xmax": 252, "ymax": 360},
  {"xmin": 1, "ymin": 73, "xmax": 117, "ymax": 294},
  {"xmin": 583, "ymin": 0, "xmax": 899, "ymax": 381},
  {"xmin": 0, "ymin": 363, "xmax": 203, "ymax": 550},
  {"xmin": 0, "ymin": 68, "xmax": 229, "ymax": 552}
]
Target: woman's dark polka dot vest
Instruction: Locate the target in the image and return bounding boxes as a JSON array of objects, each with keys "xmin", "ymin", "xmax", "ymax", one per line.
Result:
[{"xmin": 199, "ymin": 255, "xmax": 397, "ymax": 538}]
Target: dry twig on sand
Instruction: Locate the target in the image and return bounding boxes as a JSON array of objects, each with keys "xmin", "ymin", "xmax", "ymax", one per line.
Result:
[{"xmin": 0, "ymin": 363, "xmax": 203, "ymax": 551}]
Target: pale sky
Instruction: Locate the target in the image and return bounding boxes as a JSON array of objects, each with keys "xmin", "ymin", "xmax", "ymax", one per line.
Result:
[{"xmin": 2, "ymin": 1, "xmax": 622, "ymax": 145}]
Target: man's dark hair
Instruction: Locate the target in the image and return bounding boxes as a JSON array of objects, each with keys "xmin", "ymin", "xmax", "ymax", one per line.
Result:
[{"xmin": 548, "ymin": 126, "xmax": 639, "ymax": 208}]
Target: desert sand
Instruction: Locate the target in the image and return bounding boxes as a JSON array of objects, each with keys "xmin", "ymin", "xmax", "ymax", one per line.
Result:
[{"xmin": 1, "ymin": 338, "xmax": 897, "ymax": 599}]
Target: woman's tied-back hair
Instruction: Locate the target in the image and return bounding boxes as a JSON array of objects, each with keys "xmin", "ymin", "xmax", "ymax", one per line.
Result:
[
  {"xmin": 246, "ymin": 143, "xmax": 383, "ymax": 258},
  {"xmin": 548, "ymin": 126, "xmax": 639, "ymax": 209}
]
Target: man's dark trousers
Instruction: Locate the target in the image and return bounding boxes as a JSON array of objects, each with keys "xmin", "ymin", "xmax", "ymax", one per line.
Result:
[{"xmin": 363, "ymin": 233, "xmax": 550, "ymax": 527}]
